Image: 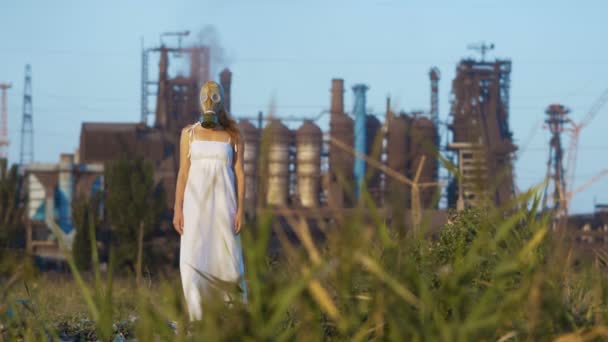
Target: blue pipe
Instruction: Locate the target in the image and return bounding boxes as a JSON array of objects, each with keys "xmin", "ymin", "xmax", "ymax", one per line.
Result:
[{"xmin": 352, "ymin": 84, "xmax": 369, "ymax": 200}]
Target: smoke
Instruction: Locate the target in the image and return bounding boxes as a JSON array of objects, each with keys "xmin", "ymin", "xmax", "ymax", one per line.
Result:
[{"xmin": 195, "ymin": 25, "xmax": 233, "ymax": 82}]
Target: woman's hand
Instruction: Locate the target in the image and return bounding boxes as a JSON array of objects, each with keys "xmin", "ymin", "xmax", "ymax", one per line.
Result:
[
  {"xmin": 173, "ymin": 207, "xmax": 184, "ymax": 235},
  {"xmin": 234, "ymin": 209, "xmax": 244, "ymax": 235}
]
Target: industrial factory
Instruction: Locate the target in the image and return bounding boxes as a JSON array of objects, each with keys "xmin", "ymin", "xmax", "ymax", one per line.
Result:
[{"xmin": 6, "ymin": 37, "xmax": 527, "ymax": 261}]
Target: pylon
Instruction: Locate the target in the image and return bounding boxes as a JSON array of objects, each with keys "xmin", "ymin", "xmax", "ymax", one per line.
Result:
[{"xmin": 0, "ymin": 82, "xmax": 11, "ymax": 159}]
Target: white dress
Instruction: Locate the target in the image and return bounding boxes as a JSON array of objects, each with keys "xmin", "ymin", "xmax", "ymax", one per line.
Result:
[{"xmin": 179, "ymin": 121, "xmax": 248, "ymax": 321}]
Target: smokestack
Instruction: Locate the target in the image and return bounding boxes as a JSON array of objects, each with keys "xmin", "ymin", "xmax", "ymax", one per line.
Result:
[
  {"xmin": 154, "ymin": 47, "xmax": 169, "ymax": 129},
  {"xmin": 429, "ymin": 67, "xmax": 440, "ymax": 126},
  {"xmin": 331, "ymin": 79, "xmax": 344, "ymax": 114},
  {"xmin": 352, "ymin": 83, "xmax": 369, "ymax": 200},
  {"xmin": 220, "ymin": 68, "xmax": 232, "ymax": 113}
]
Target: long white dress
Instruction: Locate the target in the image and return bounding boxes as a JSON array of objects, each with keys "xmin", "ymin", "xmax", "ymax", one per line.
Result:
[{"xmin": 179, "ymin": 121, "xmax": 248, "ymax": 321}]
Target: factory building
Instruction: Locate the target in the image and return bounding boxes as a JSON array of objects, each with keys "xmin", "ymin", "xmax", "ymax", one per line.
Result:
[
  {"xmin": 79, "ymin": 45, "xmax": 217, "ymax": 211},
  {"xmin": 22, "ymin": 44, "xmax": 524, "ymax": 264}
]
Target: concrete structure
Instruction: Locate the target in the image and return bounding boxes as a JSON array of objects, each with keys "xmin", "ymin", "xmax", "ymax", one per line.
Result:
[{"xmin": 24, "ymin": 153, "xmax": 103, "ymax": 259}]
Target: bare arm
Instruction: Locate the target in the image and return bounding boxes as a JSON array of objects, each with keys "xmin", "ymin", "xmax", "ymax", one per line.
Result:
[
  {"xmin": 174, "ymin": 126, "xmax": 192, "ymax": 211},
  {"xmin": 233, "ymin": 134, "xmax": 245, "ymax": 216}
]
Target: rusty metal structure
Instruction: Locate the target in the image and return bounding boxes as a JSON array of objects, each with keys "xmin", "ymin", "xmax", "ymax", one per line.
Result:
[
  {"xmin": 410, "ymin": 114, "xmax": 440, "ymax": 208},
  {"xmin": 386, "ymin": 111, "xmax": 439, "ymax": 210},
  {"xmin": 80, "ymin": 36, "xmax": 223, "ymax": 210},
  {"xmin": 385, "ymin": 111, "xmax": 410, "ymax": 207},
  {"xmin": 542, "ymin": 104, "xmax": 570, "ymax": 219},
  {"xmin": 153, "ymin": 46, "xmax": 210, "ymax": 131},
  {"xmin": 448, "ymin": 56, "xmax": 516, "ymax": 208}
]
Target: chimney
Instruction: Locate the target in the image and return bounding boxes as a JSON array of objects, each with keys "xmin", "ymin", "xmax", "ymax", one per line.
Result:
[
  {"xmin": 220, "ymin": 68, "xmax": 232, "ymax": 113},
  {"xmin": 331, "ymin": 79, "xmax": 344, "ymax": 114},
  {"xmin": 352, "ymin": 84, "xmax": 369, "ymax": 200}
]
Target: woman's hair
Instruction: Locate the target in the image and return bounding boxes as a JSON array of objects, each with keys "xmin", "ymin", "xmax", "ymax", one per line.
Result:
[{"xmin": 218, "ymin": 106, "xmax": 241, "ymax": 143}]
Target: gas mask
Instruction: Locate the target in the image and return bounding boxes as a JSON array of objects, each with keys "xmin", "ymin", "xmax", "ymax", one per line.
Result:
[{"xmin": 199, "ymin": 81, "xmax": 225, "ymax": 128}]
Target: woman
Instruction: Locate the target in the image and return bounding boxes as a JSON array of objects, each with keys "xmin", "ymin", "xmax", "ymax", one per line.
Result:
[{"xmin": 172, "ymin": 80, "xmax": 247, "ymax": 321}]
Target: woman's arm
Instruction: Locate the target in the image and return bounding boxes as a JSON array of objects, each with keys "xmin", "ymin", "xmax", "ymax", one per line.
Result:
[
  {"xmin": 174, "ymin": 126, "xmax": 192, "ymax": 211},
  {"xmin": 234, "ymin": 133, "xmax": 246, "ymax": 216}
]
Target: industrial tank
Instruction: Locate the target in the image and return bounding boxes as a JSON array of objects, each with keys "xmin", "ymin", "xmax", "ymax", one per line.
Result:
[
  {"xmin": 263, "ymin": 119, "xmax": 292, "ymax": 206},
  {"xmin": 296, "ymin": 120, "xmax": 322, "ymax": 207},
  {"xmin": 237, "ymin": 119, "xmax": 259, "ymax": 212}
]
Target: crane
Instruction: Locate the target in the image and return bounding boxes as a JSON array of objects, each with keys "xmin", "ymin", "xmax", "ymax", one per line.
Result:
[
  {"xmin": 564, "ymin": 88, "xmax": 608, "ymax": 215},
  {"xmin": 567, "ymin": 169, "xmax": 608, "ymax": 202},
  {"xmin": 467, "ymin": 42, "xmax": 495, "ymax": 62}
]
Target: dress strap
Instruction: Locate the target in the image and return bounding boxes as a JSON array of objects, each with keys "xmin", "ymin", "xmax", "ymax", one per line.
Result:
[
  {"xmin": 227, "ymin": 134, "xmax": 237, "ymax": 153},
  {"xmin": 186, "ymin": 122, "xmax": 199, "ymax": 159}
]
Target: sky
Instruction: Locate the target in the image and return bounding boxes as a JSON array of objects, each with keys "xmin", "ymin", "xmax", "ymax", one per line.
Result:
[{"xmin": 1, "ymin": 0, "xmax": 607, "ymax": 213}]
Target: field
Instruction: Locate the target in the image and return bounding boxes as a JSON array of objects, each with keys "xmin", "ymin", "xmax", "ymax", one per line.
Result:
[{"xmin": 3, "ymin": 186, "xmax": 608, "ymax": 341}]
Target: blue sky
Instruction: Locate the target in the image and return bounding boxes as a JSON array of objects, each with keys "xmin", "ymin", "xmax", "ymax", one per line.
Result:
[{"xmin": 1, "ymin": 0, "xmax": 607, "ymax": 213}]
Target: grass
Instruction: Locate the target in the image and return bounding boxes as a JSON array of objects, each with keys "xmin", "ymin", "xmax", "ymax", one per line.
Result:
[{"xmin": 3, "ymin": 184, "xmax": 608, "ymax": 341}]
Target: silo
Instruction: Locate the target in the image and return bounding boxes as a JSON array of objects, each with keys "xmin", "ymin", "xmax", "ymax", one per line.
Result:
[
  {"xmin": 264, "ymin": 119, "xmax": 291, "ymax": 206},
  {"xmin": 296, "ymin": 120, "xmax": 322, "ymax": 207},
  {"xmin": 238, "ymin": 119, "xmax": 259, "ymax": 212},
  {"xmin": 329, "ymin": 79, "xmax": 355, "ymax": 207}
]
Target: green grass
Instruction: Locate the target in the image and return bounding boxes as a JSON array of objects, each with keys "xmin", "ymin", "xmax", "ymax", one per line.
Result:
[{"xmin": 3, "ymin": 184, "xmax": 608, "ymax": 341}]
